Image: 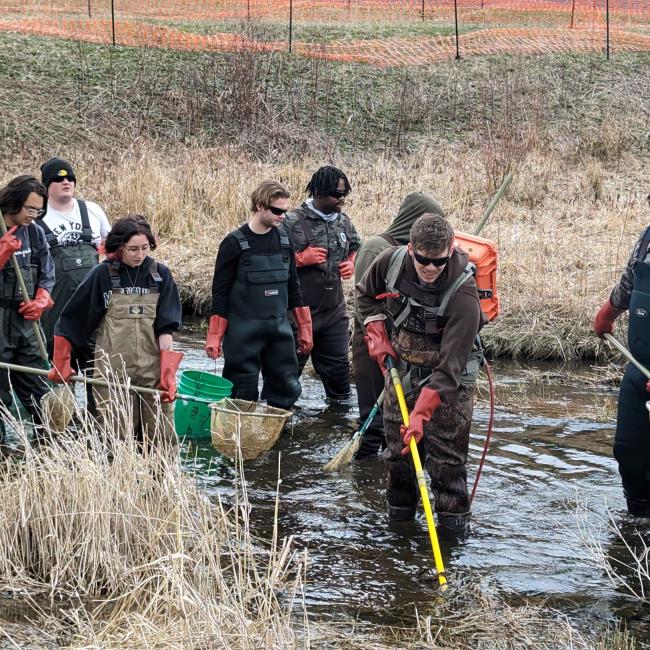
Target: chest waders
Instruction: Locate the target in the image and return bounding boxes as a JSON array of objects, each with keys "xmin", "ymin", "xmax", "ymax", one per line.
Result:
[
  {"xmin": 615, "ymin": 227, "xmax": 650, "ymax": 515},
  {"xmin": 222, "ymin": 229, "xmax": 301, "ymax": 410},
  {"xmin": 93, "ymin": 259, "xmax": 176, "ymax": 454},
  {"xmin": 293, "ymin": 212, "xmax": 352, "ymax": 400},
  {"xmin": 39, "ymin": 201, "xmax": 99, "ymax": 351},
  {"xmin": 0, "ymin": 225, "xmax": 48, "ymax": 439},
  {"xmin": 381, "ymin": 247, "xmax": 480, "ymax": 521}
]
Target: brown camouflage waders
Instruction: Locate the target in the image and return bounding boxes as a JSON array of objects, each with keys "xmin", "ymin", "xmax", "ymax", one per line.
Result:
[
  {"xmin": 93, "ymin": 268, "xmax": 176, "ymax": 455},
  {"xmin": 383, "ymin": 328, "xmax": 474, "ymax": 519}
]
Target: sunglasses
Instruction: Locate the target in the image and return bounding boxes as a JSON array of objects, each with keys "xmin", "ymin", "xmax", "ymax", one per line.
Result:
[
  {"xmin": 50, "ymin": 176, "xmax": 76, "ymax": 184},
  {"xmin": 412, "ymin": 249, "xmax": 451, "ymax": 267},
  {"xmin": 268, "ymin": 205, "xmax": 288, "ymax": 216},
  {"xmin": 329, "ymin": 190, "xmax": 349, "ymax": 199}
]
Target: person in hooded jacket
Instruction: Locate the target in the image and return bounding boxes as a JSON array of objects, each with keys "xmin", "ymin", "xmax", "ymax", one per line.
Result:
[
  {"xmin": 352, "ymin": 192, "xmax": 445, "ymax": 459},
  {"xmin": 48, "ymin": 216, "xmax": 183, "ymax": 454},
  {"xmin": 356, "ymin": 213, "xmax": 482, "ymax": 528}
]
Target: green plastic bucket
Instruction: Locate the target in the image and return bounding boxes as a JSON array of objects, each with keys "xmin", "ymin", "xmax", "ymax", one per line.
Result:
[{"xmin": 174, "ymin": 371, "xmax": 233, "ymax": 439}]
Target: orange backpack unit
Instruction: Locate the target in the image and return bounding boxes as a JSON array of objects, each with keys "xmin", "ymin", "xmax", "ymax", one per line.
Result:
[{"xmin": 454, "ymin": 232, "xmax": 499, "ymax": 322}]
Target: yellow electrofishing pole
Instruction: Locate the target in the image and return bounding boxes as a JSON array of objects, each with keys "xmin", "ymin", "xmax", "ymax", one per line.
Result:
[{"xmin": 385, "ymin": 356, "xmax": 447, "ymax": 590}]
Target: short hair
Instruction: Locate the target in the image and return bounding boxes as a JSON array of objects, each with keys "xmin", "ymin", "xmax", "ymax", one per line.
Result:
[
  {"xmin": 0, "ymin": 175, "xmax": 48, "ymax": 216},
  {"xmin": 305, "ymin": 166, "xmax": 351, "ymax": 199},
  {"xmin": 410, "ymin": 213, "xmax": 454, "ymax": 255},
  {"xmin": 104, "ymin": 214, "xmax": 157, "ymax": 254},
  {"xmin": 250, "ymin": 180, "xmax": 290, "ymax": 212}
]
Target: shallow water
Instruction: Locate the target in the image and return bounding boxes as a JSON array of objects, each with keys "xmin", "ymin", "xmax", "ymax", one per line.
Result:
[{"xmin": 174, "ymin": 326, "xmax": 650, "ymax": 642}]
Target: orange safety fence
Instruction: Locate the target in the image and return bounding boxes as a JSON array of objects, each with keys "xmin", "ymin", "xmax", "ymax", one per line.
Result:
[{"xmin": 1, "ymin": 0, "xmax": 649, "ymax": 65}]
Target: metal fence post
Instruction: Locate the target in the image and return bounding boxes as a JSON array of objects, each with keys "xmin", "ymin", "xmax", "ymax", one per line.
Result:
[
  {"xmin": 454, "ymin": 0, "xmax": 460, "ymax": 60},
  {"xmin": 606, "ymin": 0, "xmax": 610, "ymax": 59},
  {"xmin": 289, "ymin": 0, "xmax": 293, "ymax": 53},
  {"xmin": 111, "ymin": 0, "xmax": 116, "ymax": 46}
]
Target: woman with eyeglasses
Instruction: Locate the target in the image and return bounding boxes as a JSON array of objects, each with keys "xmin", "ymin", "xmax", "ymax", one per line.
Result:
[
  {"xmin": 281, "ymin": 166, "xmax": 361, "ymax": 402},
  {"xmin": 49, "ymin": 215, "xmax": 183, "ymax": 454},
  {"xmin": 205, "ymin": 180, "xmax": 312, "ymax": 410},
  {"xmin": 356, "ymin": 213, "xmax": 483, "ymax": 533},
  {"xmin": 0, "ymin": 175, "xmax": 54, "ymax": 442}
]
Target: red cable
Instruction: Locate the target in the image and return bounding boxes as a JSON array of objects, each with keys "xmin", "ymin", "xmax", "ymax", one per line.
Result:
[{"xmin": 470, "ymin": 360, "xmax": 494, "ymax": 505}]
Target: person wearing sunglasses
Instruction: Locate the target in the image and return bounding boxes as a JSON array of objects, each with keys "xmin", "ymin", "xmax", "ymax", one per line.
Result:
[
  {"xmin": 0, "ymin": 175, "xmax": 54, "ymax": 442},
  {"xmin": 351, "ymin": 192, "xmax": 446, "ymax": 461},
  {"xmin": 49, "ymin": 215, "xmax": 183, "ymax": 455},
  {"xmin": 593, "ymin": 215, "xmax": 650, "ymax": 518},
  {"xmin": 281, "ymin": 166, "xmax": 361, "ymax": 402},
  {"xmin": 205, "ymin": 180, "xmax": 312, "ymax": 411},
  {"xmin": 37, "ymin": 158, "xmax": 110, "ymax": 413},
  {"xmin": 356, "ymin": 213, "xmax": 483, "ymax": 530}
]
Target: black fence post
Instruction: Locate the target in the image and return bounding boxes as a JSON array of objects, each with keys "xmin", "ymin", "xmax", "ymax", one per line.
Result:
[
  {"xmin": 454, "ymin": 0, "xmax": 460, "ymax": 60},
  {"xmin": 421, "ymin": 0, "xmax": 425, "ymax": 21},
  {"xmin": 111, "ymin": 0, "xmax": 116, "ymax": 46},
  {"xmin": 606, "ymin": 0, "xmax": 610, "ymax": 59},
  {"xmin": 87, "ymin": 0, "xmax": 91, "ymax": 18},
  {"xmin": 289, "ymin": 0, "xmax": 293, "ymax": 53}
]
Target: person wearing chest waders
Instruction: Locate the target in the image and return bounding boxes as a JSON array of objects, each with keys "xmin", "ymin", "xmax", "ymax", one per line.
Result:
[
  {"xmin": 352, "ymin": 192, "xmax": 445, "ymax": 460},
  {"xmin": 48, "ymin": 216, "xmax": 183, "ymax": 455},
  {"xmin": 594, "ymin": 218, "xmax": 650, "ymax": 517},
  {"xmin": 281, "ymin": 166, "xmax": 361, "ymax": 402},
  {"xmin": 0, "ymin": 176, "xmax": 54, "ymax": 442},
  {"xmin": 357, "ymin": 213, "xmax": 483, "ymax": 530},
  {"xmin": 205, "ymin": 180, "xmax": 312, "ymax": 409},
  {"xmin": 37, "ymin": 158, "xmax": 110, "ymax": 414}
]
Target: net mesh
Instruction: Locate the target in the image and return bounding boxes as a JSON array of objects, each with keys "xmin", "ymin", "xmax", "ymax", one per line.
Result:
[
  {"xmin": 1, "ymin": 0, "xmax": 649, "ymax": 65},
  {"xmin": 210, "ymin": 398, "xmax": 290, "ymax": 460}
]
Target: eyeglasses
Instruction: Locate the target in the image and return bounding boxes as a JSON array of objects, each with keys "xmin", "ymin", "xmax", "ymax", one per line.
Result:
[
  {"xmin": 50, "ymin": 176, "xmax": 75, "ymax": 184},
  {"xmin": 268, "ymin": 205, "xmax": 288, "ymax": 216},
  {"xmin": 124, "ymin": 244, "xmax": 151, "ymax": 254},
  {"xmin": 329, "ymin": 190, "xmax": 349, "ymax": 199},
  {"xmin": 412, "ymin": 249, "xmax": 451, "ymax": 267},
  {"xmin": 23, "ymin": 205, "xmax": 45, "ymax": 217}
]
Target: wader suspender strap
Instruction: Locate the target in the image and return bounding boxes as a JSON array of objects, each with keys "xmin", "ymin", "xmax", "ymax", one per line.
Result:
[
  {"xmin": 385, "ymin": 246, "xmax": 475, "ymax": 329},
  {"xmin": 108, "ymin": 259, "xmax": 162, "ymax": 293},
  {"xmin": 39, "ymin": 200, "xmax": 94, "ymax": 249},
  {"xmin": 232, "ymin": 229, "xmax": 251, "ymax": 266},
  {"xmin": 637, "ymin": 225, "xmax": 650, "ymax": 263}
]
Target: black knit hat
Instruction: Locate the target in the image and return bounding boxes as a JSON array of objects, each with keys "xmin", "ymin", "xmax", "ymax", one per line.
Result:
[{"xmin": 40, "ymin": 157, "xmax": 76, "ymax": 187}]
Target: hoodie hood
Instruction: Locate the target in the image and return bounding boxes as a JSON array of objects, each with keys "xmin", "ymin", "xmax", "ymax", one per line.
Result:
[{"xmin": 384, "ymin": 192, "xmax": 445, "ymax": 245}]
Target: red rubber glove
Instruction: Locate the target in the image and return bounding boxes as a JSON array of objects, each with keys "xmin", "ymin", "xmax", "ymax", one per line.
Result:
[
  {"xmin": 338, "ymin": 251, "xmax": 356, "ymax": 280},
  {"xmin": 364, "ymin": 320, "xmax": 397, "ymax": 373},
  {"xmin": 593, "ymin": 299, "xmax": 623, "ymax": 338},
  {"xmin": 0, "ymin": 225, "xmax": 21, "ymax": 267},
  {"xmin": 292, "ymin": 306, "xmax": 313, "ymax": 356},
  {"xmin": 48, "ymin": 335, "xmax": 75, "ymax": 384},
  {"xmin": 205, "ymin": 315, "xmax": 228, "ymax": 359},
  {"xmin": 400, "ymin": 386, "xmax": 442, "ymax": 455},
  {"xmin": 295, "ymin": 246, "xmax": 327, "ymax": 267},
  {"xmin": 18, "ymin": 288, "xmax": 54, "ymax": 321},
  {"xmin": 158, "ymin": 349, "xmax": 184, "ymax": 403}
]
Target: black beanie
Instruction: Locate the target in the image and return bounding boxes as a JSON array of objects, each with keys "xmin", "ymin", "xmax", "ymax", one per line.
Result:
[{"xmin": 40, "ymin": 158, "xmax": 76, "ymax": 187}]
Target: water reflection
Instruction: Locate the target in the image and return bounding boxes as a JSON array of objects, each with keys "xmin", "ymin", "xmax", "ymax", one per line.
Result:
[{"xmin": 174, "ymin": 326, "xmax": 649, "ymax": 639}]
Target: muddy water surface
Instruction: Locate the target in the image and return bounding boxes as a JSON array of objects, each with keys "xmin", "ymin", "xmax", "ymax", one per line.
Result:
[{"xmin": 176, "ymin": 328, "xmax": 650, "ymax": 642}]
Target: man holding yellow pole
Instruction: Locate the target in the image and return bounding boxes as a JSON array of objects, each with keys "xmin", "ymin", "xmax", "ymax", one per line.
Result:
[{"xmin": 356, "ymin": 213, "xmax": 483, "ymax": 532}]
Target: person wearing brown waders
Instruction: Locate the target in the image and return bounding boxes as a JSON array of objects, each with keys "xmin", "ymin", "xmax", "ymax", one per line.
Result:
[
  {"xmin": 594, "ymin": 221, "xmax": 650, "ymax": 517},
  {"xmin": 205, "ymin": 181, "xmax": 312, "ymax": 409},
  {"xmin": 48, "ymin": 216, "xmax": 183, "ymax": 455},
  {"xmin": 352, "ymin": 192, "xmax": 445, "ymax": 459},
  {"xmin": 0, "ymin": 176, "xmax": 54, "ymax": 442},
  {"xmin": 37, "ymin": 158, "xmax": 110, "ymax": 415},
  {"xmin": 356, "ymin": 213, "xmax": 483, "ymax": 530},
  {"xmin": 282, "ymin": 166, "xmax": 361, "ymax": 402}
]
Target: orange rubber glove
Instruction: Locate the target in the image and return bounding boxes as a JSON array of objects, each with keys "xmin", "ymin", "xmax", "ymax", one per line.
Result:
[
  {"xmin": 158, "ymin": 349, "xmax": 184, "ymax": 403},
  {"xmin": 205, "ymin": 315, "xmax": 228, "ymax": 359},
  {"xmin": 292, "ymin": 306, "xmax": 313, "ymax": 356},
  {"xmin": 338, "ymin": 251, "xmax": 356, "ymax": 280},
  {"xmin": 18, "ymin": 288, "xmax": 54, "ymax": 321},
  {"xmin": 295, "ymin": 246, "xmax": 327, "ymax": 267},
  {"xmin": 0, "ymin": 225, "xmax": 21, "ymax": 267},
  {"xmin": 48, "ymin": 335, "xmax": 75, "ymax": 384},
  {"xmin": 364, "ymin": 320, "xmax": 397, "ymax": 373},
  {"xmin": 593, "ymin": 299, "xmax": 624, "ymax": 338},
  {"xmin": 400, "ymin": 386, "xmax": 441, "ymax": 455}
]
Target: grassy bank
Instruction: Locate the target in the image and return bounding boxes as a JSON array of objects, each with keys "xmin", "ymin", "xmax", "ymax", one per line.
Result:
[{"xmin": 1, "ymin": 34, "xmax": 649, "ymax": 360}]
